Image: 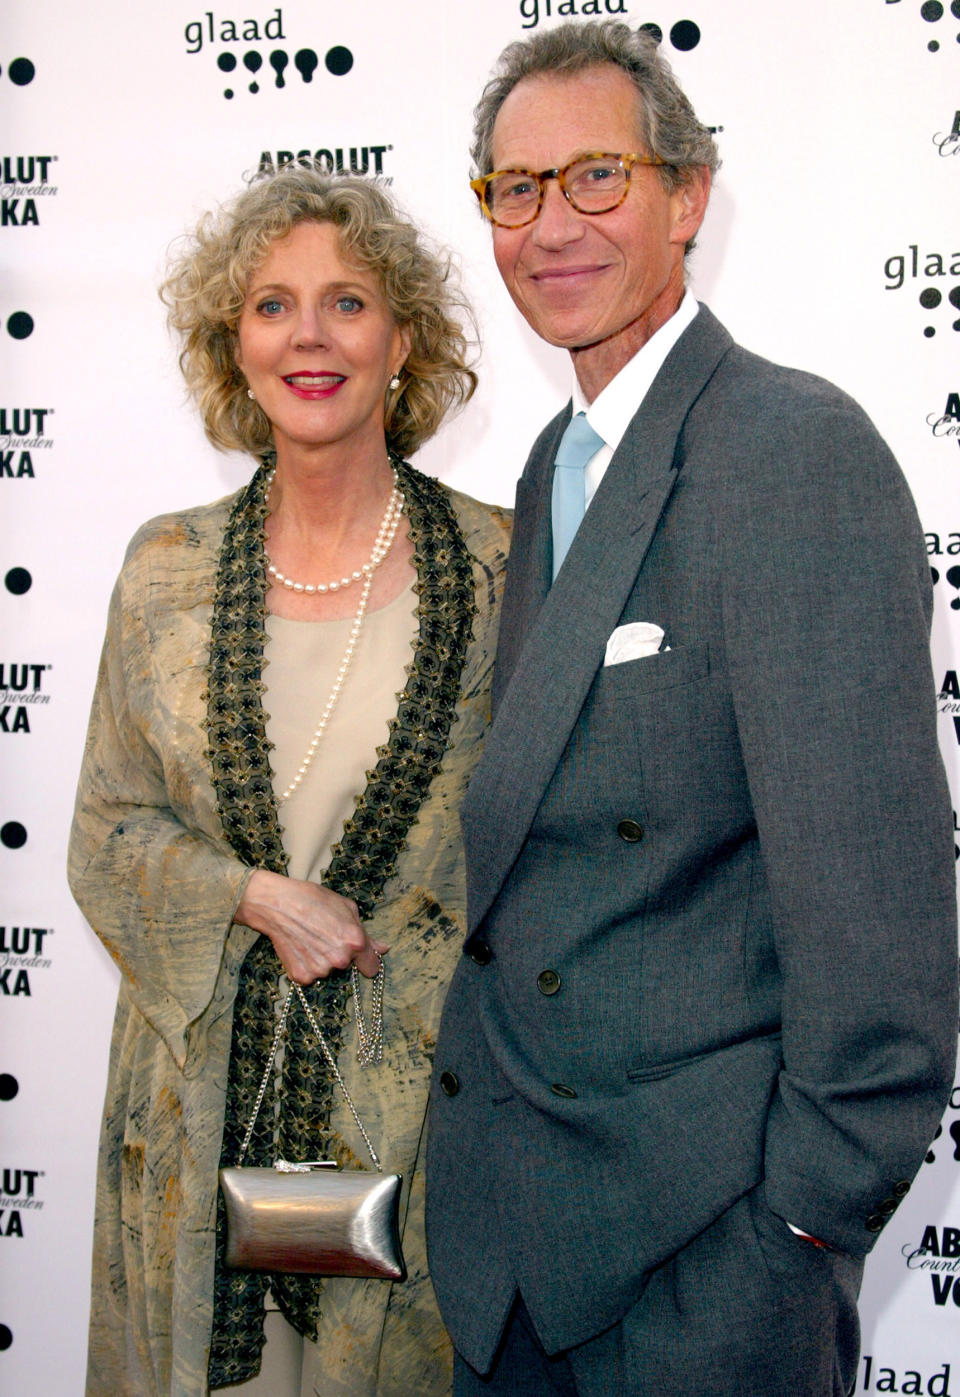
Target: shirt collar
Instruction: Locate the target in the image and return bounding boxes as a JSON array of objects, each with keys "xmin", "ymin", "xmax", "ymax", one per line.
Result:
[{"xmin": 572, "ymin": 292, "xmax": 699, "ymax": 452}]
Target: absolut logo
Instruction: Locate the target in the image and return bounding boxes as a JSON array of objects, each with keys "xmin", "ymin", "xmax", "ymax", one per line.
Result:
[
  {"xmin": 903, "ymin": 1225, "xmax": 960, "ymax": 1308},
  {"xmin": 934, "ymin": 111, "xmax": 960, "ymax": 158},
  {"xmin": 939, "ymin": 673, "xmax": 960, "ymax": 747},
  {"xmin": 0, "ymin": 407, "xmax": 54, "ymax": 480},
  {"xmin": 928, "ymin": 393, "xmax": 960, "ymax": 445},
  {"xmin": 0, "ymin": 926, "xmax": 52, "ymax": 997},
  {"xmin": 940, "ymin": 672, "xmax": 960, "ymax": 713},
  {"xmin": 256, "ymin": 146, "xmax": 392, "ymax": 179},
  {"xmin": 0, "ymin": 1166, "xmax": 45, "ymax": 1239},
  {"xmin": 0, "ymin": 664, "xmax": 51, "ymax": 734},
  {"xmin": 0, "ymin": 156, "xmax": 57, "ymax": 227}
]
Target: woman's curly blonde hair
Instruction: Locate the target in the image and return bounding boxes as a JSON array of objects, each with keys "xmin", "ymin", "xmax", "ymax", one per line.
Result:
[{"xmin": 160, "ymin": 168, "xmax": 478, "ymax": 458}]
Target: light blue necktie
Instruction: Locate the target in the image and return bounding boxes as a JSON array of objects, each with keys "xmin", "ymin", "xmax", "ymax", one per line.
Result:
[{"xmin": 551, "ymin": 412, "xmax": 604, "ymax": 580}]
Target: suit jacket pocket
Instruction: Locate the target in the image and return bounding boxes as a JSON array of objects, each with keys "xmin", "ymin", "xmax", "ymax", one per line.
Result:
[
  {"xmin": 601, "ymin": 640, "xmax": 710, "ymax": 695},
  {"xmin": 626, "ymin": 1032, "xmax": 782, "ymax": 1084}
]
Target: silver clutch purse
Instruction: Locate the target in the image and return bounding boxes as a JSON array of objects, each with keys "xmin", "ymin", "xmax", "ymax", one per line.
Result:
[
  {"xmin": 220, "ymin": 979, "xmax": 406, "ymax": 1281},
  {"xmin": 219, "ymin": 1161, "xmax": 405, "ymax": 1279}
]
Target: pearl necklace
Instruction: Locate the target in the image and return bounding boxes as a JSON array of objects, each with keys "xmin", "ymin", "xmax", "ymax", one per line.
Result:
[
  {"xmin": 265, "ymin": 469, "xmax": 401, "ymax": 595},
  {"xmin": 270, "ymin": 473, "xmax": 405, "ymax": 804}
]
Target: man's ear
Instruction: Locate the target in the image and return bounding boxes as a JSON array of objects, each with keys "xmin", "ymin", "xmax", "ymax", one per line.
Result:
[{"xmin": 670, "ymin": 166, "xmax": 711, "ymax": 246}]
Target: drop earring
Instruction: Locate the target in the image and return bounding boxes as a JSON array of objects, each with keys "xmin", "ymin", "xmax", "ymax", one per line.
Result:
[
  {"xmin": 247, "ymin": 388, "xmax": 256, "ymax": 401},
  {"xmin": 388, "ymin": 370, "xmax": 402, "ymax": 391}
]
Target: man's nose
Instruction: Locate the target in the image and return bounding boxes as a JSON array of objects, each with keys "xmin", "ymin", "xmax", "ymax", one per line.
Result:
[{"xmin": 532, "ymin": 177, "xmax": 586, "ymax": 249}]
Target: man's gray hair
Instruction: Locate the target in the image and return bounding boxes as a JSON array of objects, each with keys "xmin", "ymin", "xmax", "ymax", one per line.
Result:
[{"xmin": 472, "ymin": 21, "xmax": 719, "ymax": 194}]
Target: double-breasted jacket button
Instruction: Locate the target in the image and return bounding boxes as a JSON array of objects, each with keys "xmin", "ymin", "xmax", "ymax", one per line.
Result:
[
  {"xmin": 439, "ymin": 1071, "xmax": 460, "ymax": 1097},
  {"xmin": 537, "ymin": 969, "xmax": 561, "ymax": 996},
  {"xmin": 550, "ymin": 1083, "xmax": 578, "ymax": 1099},
  {"xmin": 465, "ymin": 936, "xmax": 493, "ymax": 966},
  {"xmin": 617, "ymin": 818, "xmax": 644, "ymax": 843},
  {"xmin": 865, "ymin": 1213, "xmax": 884, "ymax": 1233},
  {"xmin": 893, "ymin": 1180, "xmax": 911, "ymax": 1199}
]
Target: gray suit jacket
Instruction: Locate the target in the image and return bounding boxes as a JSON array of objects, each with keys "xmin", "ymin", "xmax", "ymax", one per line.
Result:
[{"xmin": 426, "ymin": 307, "xmax": 957, "ymax": 1371}]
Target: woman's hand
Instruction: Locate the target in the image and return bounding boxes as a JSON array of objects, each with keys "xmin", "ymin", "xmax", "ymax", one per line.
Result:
[{"xmin": 234, "ymin": 869, "xmax": 387, "ymax": 984}]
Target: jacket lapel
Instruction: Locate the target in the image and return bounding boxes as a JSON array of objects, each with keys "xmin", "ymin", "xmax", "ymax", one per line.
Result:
[
  {"xmin": 491, "ymin": 413, "xmax": 566, "ymax": 713},
  {"xmin": 463, "ymin": 307, "xmax": 734, "ymax": 931}
]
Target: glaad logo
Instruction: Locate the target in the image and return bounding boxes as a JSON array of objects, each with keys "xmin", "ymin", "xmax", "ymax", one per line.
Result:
[
  {"xmin": 184, "ymin": 8, "xmax": 354, "ymax": 100},
  {"xmin": 859, "ymin": 1355, "xmax": 952, "ymax": 1394},
  {"xmin": 886, "ymin": 0, "xmax": 960, "ymax": 54},
  {"xmin": 0, "ymin": 926, "xmax": 52, "ymax": 997},
  {"xmin": 0, "ymin": 664, "xmax": 51, "ymax": 734},
  {"xmin": 934, "ymin": 110, "xmax": 960, "ymax": 156},
  {"xmin": 0, "ymin": 1166, "xmax": 44, "ymax": 1239},
  {"xmin": 927, "ymin": 392, "xmax": 960, "ymax": 445},
  {"xmin": 256, "ymin": 147, "xmax": 393, "ymax": 180},
  {"xmin": 0, "ymin": 407, "xmax": 54, "ymax": 479},
  {"xmin": 926, "ymin": 1083, "xmax": 960, "ymax": 1164},
  {"xmin": 884, "ymin": 246, "xmax": 960, "ymax": 336},
  {"xmin": 518, "ymin": 0, "xmax": 630, "ymax": 32},
  {"xmin": 926, "ymin": 528, "xmax": 960, "ymax": 607},
  {"xmin": 0, "ymin": 157, "xmax": 57, "ymax": 228}
]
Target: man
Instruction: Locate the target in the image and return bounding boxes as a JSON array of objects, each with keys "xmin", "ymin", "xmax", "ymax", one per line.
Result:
[{"xmin": 425, "ymin": 21, "xmax": 958, "ymax": 1397}]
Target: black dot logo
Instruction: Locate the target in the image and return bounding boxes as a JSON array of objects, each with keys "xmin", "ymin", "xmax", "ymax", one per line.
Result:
[
  {"xmin": 946, "ymin": 564, "xmax": 960, "ymax": 609},
  {"xmin": 638, "ymin": 20, "xmax": 702, "ymax": 52},
  {"xmin": 3, "ymin": 57, "xmax": 35, "ymax": 86},
  {"xmin": 243, "ymin": 50, "xmax": 263, "ymax": 94},
  {"xmin": 919, "ymin": 285, "xmax": 960, "ymax": 335},
  {"xmin": 218, "ymin": 44, "xmax": 350, "ymax": 98},
  {"xmin": 915, "ymin": 0, "xmax": 960, "ymax": 52},
  {"xmin": 7, "ymin": 311, "xmax": 33, "ymax": 340},
  {"xmin": 0, "ymin": 1074, "xmax": 19, "ymax": 1101},
  {"xmin": 670, "ymin": 21, "xmax": 701, "ymax": 51},
  {"xmin": 0, "ymin": 1324, "xmax": 12, "ymax": 1352},
  {"xmin": 325, "ymin": 46, "xmax": 354, "ymax": 76},
  {"xmin": 218, "ymin": 50, "xmax": 237, "ymax": 98},
  {"xmin": 294, "ymin": 48, "xmax": 318, "ymax": 83},
  {"xmin": 1, "ymin": 822, "xmax": 27, "ymax": 849},
  {"xmin": 926, "ymin": 1121, "xmax": 942, "ymax": 1162},
  {"xmin": 270, "ymin": 50, "xmax": 288, "ymax": 87},
  {"xmin": 5, "ymin": 567, "xmax": 32, "ymax": 594}
]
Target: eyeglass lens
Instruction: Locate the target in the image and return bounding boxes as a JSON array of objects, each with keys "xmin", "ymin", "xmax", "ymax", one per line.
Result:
[{"xmin": 487, "ymin": 157, "xmax": 628, "ymax": 225}]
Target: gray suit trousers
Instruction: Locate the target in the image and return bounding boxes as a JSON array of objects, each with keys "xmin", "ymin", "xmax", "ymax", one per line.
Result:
[{"xmin": 453, "ymin": 1186, "xmax": 863, "ymax": 1397}]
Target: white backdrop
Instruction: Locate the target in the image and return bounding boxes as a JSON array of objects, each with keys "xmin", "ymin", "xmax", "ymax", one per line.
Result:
[{"xmin": 1, "ymin": 2, "xmax": 958, "ymax": 1392}]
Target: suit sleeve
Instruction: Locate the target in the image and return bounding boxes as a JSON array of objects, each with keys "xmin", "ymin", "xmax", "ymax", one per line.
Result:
[
  {"xmin": 67, "ymin": 532, "xmax": 256, "ymax": 1074},
  {"xmin": 718, "ymin": 383, "xmax": 957, "ymax": 1256}
]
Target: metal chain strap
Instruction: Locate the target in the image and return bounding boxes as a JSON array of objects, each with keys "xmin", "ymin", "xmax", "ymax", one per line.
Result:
[
  {"xmin": 351, "ymin": 959, "xmax": 384, "ymax": 1066},
  {"xmin": 236, "ymin": 966, "xmax": 384, "ymax": 1171},
  {"xmin": 236, "ymin": 989, "xmax": 292, "ymax": 1165}
]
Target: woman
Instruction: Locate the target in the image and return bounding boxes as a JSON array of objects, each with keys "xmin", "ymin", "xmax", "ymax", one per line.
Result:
[{"xmin": 68, "ymin": 168, "xmax": 509, "ymax": 1397}]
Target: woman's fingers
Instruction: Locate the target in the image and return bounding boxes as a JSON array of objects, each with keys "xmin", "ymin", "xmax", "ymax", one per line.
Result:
[{"xmin": 234, "ymin": 871, "xmax": 388, "ymax": 982}]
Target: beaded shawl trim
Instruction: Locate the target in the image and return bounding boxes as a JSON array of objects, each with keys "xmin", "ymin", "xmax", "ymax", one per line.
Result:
[{"xmin": 205, "ymin": 458, "xmax": 476, "ymax": 1387}]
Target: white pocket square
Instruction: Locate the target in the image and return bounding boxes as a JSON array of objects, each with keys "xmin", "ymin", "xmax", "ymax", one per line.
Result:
[{"xmin": 604, "ymin": 622, "xmax": 666, "ymax": 667}]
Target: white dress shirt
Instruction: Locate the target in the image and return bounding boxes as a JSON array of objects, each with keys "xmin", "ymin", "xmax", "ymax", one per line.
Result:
[{"xmin": 572, "ymin": 292, "xmax": 699, "ymax": 512}]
